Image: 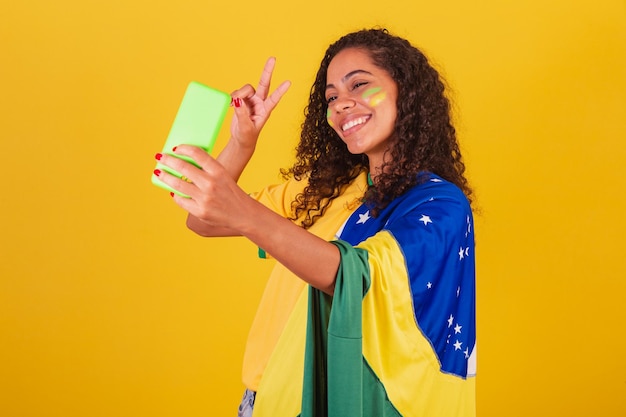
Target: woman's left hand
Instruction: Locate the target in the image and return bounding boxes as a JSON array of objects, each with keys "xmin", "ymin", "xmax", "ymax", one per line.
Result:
[{"xmin": 229, "ymin": 57, "xmax": 291, "ymax": 151}]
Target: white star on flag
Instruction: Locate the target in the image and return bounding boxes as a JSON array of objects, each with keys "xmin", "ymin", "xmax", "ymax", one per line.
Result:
[
  {"xmin": 419, "ymin": 215, "xmax": 432, "ymax": 225},
  {"xmin": 426, "ymin": 282, "xmax": 433, "ymax": 289},
  {"xmin": 356, "ymin": 210, "xmax": 371, "ymax": 224},
  {"xmin": 453, "ymin": 340, "xmax": 463, "ymax": 350},
  {"xmin": 458, "ymin": 247, "xmax": 465, "ymax": 260},
  {"xmin": 454, "ymin": 324, "xmax": 462, "ymax": 334},
  {"xmin": 447, "ymin": 314, "xmax": 454, "ymax": 328}
]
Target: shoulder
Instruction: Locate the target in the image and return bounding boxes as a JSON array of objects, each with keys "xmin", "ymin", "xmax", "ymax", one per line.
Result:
[
  {"xmin": 386, "ymin": 173, "xmax": 471, "ymax": 220},
  {"xmin": 382, "ymin": 174, "xmax": 473, "ymax": 246},
  {"xmin": 410, "ymin": 173, "xmax": 469, "ymax": 204}
]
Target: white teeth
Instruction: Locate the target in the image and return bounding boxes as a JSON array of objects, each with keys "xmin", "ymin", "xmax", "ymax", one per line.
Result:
[{"xmin": 342, "ymin": 117, "xmax": 367, "ymax": 132}]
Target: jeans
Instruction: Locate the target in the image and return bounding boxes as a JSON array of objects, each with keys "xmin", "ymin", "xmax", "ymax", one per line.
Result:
[{"xmin": 237, "ymin": 389, "xmax": 256, "ymax": 417}]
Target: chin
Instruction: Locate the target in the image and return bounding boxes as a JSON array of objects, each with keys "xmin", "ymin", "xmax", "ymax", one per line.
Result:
[{"xmin": 345, "ymin": 145, "xmax": 365, "ymax": 156}]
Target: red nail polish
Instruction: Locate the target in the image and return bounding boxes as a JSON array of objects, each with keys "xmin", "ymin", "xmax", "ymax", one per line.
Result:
[
  {"xmin": 155, "ymin": 153, "xmax": 163, "ymax": 160},
  {"xmin": 154, "ymin": 169, "xmax": 161, "ymax": 176},
  {"xmin": 170, "ymin": 192, "xmax": 175, "ymax": 197},
  {"xmin": 234, "ymin": 98, "xmax": 242, "ymax": 108},
  {"xmin": 172, "ymin": 146, "xmax": 177, "ymax": 152}
]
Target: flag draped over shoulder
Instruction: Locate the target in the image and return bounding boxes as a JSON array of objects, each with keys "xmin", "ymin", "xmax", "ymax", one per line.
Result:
[{"xmin": 300, "ymin": 174, "xmax": 476, "ymax": 417}]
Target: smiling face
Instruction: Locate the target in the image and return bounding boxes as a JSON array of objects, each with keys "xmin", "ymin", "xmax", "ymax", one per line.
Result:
[{"xmin": 325, "ymin": 47, "xmax": 398, "ymax": 172}]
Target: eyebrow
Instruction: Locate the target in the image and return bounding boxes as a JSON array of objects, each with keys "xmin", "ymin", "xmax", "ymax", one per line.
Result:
[{"xmin": 325, "ymin": 69, "xmax": 373, "ymax": 90}]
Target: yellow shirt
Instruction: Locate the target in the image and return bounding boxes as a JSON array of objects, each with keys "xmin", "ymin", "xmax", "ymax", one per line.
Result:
[{"xmin": 243, "ymin": 172, "xmax": 368, "ymax": 391}]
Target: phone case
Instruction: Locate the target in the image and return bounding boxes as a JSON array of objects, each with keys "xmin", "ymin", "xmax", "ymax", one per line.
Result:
[{"xmin": 152, "ymin": 81, "xmax": 230, "ymax": 196}]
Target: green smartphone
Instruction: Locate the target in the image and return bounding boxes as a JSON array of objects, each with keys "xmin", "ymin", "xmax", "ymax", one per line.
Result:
[{"xmin": 152, "ymin": 81, "xmax": 231, "ymax": 197}]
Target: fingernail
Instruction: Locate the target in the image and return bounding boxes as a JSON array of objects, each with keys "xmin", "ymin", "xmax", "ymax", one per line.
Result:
[
  {"xmin": 234, "ymin": 98, "xmax": 242, "ymax": 108},
  {"xmin": 172, "ymin": 146, "xmax": 177, "ymax": 152},
  {"xmin": 155, "ymin": 153, "xmax": 163, "ymax": 160},
  {"xmin": 230, "ymin": 97, "xmax": 234, "ymax": 107},
  {"xmin": 154, "ymin": 169, "xmax": 161, "ymax": 176},
  {"xmin": 170, "ymin": 192, "xmax": 175, "ymax": 197}
]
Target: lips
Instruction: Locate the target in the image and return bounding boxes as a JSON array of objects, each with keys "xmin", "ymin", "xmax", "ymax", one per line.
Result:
[{"xmin": 341, "ymin": 116, "xmax": 370, "ymax": 132}]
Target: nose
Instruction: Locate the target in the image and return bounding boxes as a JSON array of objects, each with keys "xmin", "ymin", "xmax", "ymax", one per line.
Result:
[{"xmin": 332, "ymin": 96, "xmax": 356, "ymax": 112}]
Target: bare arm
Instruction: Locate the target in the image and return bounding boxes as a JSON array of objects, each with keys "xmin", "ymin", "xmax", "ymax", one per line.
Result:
[
  {"xmin": 238, "ymin": 197, "xmax": 340, "ymax": 294},
  {"xmin": 155, "ymin": 146, "xmax": 340, "ymax": 294}
]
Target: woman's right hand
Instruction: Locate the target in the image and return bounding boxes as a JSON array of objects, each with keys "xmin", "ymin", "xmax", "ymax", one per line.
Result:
[{"xmin": 229, "ymin": 57, "xmax": 291, "ymax": 150}]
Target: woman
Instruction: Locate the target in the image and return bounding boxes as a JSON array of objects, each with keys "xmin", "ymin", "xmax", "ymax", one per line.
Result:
[{"xmin": 154, "ymin": 28, "xmax": 476, "ymax": 417}]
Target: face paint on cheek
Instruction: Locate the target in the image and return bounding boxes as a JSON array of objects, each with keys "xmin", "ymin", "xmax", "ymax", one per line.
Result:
[
  {"xmin": 369, "ymin": 91, "xmax": 387, "ymax": 107},
  {"xmin": 362, "ymin": 87, "xmax": 386, "ymax": 107},
  {"xmin": 362, "ymin": 87, "xmax": 382, "ymax": 100},
  {"xmin": 326, "ymin": 108, "xmax": 334, "ymax": 127}
]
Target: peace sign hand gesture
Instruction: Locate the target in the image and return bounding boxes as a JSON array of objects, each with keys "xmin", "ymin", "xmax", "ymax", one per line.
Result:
[{"xmin": 229, "ymin": 57, "xmax": 291, "ymax": 150}]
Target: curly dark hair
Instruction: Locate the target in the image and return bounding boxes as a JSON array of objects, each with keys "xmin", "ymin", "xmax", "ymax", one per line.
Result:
[{"xmin": 281, "ymin": 28, "xmax": 473, "ymax": 228}]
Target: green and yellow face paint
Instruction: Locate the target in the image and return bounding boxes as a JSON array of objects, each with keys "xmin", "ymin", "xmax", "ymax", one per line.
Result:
[
  {"xmin": 363, "ymin": 86, "xmax": 386, "ymax": 107},
  {"xmin": 326, "ymin": 108, "xmax": 334, "ymax": 127}
]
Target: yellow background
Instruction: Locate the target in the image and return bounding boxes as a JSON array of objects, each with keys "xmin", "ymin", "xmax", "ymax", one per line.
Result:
[{"xmin": 1, "ymin": 0, "xmax": 625, "ymax": 415}]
